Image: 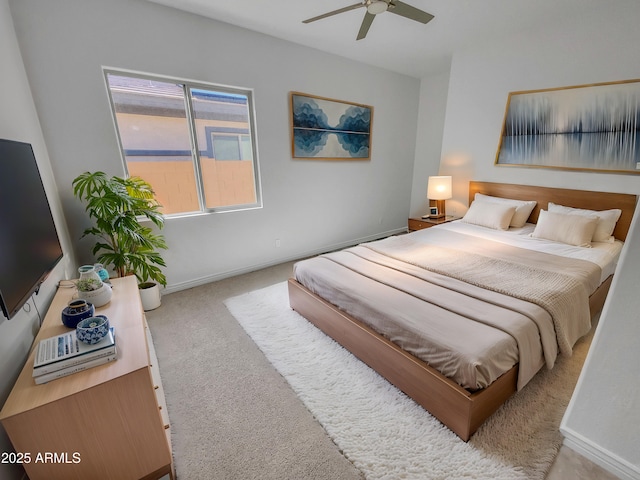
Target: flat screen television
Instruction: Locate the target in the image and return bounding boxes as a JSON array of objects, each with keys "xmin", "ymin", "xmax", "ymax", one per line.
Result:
[{"xmin": 0, "ymin": 139, "xmax": 63, "ymax": 319}]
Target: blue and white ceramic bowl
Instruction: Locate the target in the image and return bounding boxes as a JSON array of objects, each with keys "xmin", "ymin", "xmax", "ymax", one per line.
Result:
[
  {"xmin": 76, "ymin": 315, "xmax": 110, "ymax": 345},
  {"xmin": 61, "ymin": 299, "xmax": 95, "ymax": 328}
]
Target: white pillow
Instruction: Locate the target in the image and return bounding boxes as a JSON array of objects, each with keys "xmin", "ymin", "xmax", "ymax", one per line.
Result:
[
  {"xmin": 474, "ymin": 193, "xmax": 537, "ymax": 228},
  {"xmin": 531, "ymin": 210, "xmax": 598, "ymax": 247},
  {"xmin": 461, "ymin": 201, "xmax": 516, "ymax": 230},
  {"xmin": 548, "ymin": 202, "xmax": 621, "ymax": 243}
]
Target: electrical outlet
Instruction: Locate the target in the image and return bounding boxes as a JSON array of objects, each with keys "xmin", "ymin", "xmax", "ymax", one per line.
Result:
[{"xmin": 275, "ymin": 238, "xmax": 281, "ymax": 248}]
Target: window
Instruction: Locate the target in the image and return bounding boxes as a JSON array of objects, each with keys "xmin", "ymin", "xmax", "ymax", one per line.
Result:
[{"xmin": 104, "ymin": 70, "xmax": 261, "ymax": 216}]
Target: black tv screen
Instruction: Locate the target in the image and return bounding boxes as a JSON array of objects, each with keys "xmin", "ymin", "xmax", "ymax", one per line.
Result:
[{"xmin": 0, "ymin": 139, "xmax": 63, "ymax": 319}]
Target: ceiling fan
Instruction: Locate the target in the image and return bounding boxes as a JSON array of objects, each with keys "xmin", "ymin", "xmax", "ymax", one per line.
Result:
[{"xmin": 303, "ymin": 0, "xmax": 434, "ymax": 40}]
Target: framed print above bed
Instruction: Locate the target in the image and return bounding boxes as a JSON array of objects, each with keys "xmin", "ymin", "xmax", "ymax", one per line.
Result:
[
  {"xmin": 290, "ymin": 92, "xmax": 372, "ymax": 160},
  {"xmin": 495, "ymin": 79, "xmax": 640, "ymax": 174}
]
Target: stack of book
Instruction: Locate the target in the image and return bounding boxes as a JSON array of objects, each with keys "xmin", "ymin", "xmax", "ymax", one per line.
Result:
[{"xmin": 32, "ymin": 328, "xmax": 117, "ymax": 385}]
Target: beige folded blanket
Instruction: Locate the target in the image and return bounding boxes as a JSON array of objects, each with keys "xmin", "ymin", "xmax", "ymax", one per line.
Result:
[{"xmin": 364, "ymin": 229, "xmax": 600, "ymax": 357}]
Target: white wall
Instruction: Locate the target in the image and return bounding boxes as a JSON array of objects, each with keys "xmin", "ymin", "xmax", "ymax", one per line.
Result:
[
  {"xmin": 9, "ymin": 0, "xmax": 421, "ymax": 292},
  {"xmin": 425, "ymin": 2, "xmax": 640, "ymax": 477},
  {"xmin": 561, "ymin": 206, "xmax": 640, "ymax": 479},
  {"xmin": 437, "ymin": 2, "xmax": 640, "ymax": 210},
  {"xmin": 409, "ymin": 68, "xmax": 450, "ymax": 217},
  {"xmin": 0, "ymin": 1, "xmax": 74, "ymax": 479}
]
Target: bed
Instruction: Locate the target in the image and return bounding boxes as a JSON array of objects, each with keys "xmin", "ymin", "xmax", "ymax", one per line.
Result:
[{"xmin": 288, "ymin": 181, "xmax": 637, "ymax": 441}]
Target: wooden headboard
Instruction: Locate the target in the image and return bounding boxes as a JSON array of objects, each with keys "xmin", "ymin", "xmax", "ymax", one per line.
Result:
[{"xmin": 469, "ymin": 181, "xmax": 637, "ymax": 242}]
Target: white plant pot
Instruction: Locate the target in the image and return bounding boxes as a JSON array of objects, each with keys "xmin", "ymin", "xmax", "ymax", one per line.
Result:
[
  {"xmin": 139, "ymin": 283, "xmax": 161, "ymax": 311},
  {"xmin": 79, "ymin": 282, "xmax": 113, "ymax": 308}
]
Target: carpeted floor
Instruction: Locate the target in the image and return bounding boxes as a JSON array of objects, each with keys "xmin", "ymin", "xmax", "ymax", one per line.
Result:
[
  {"xmin": 146, "ymin": 261, "xmax": 363, "ymax": 480},
  {"xmin": 146, "ymin": 261, "xmax": 598, "ymax": 479},
  {"xmin": 224, "ymin": 282, "xmax": 593, "ymax": 480}
]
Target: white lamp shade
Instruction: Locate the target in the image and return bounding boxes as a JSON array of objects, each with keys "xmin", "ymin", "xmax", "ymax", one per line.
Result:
[{"xmin": 427, "ymin": 176, "xmax": 452, "ymax": 200}]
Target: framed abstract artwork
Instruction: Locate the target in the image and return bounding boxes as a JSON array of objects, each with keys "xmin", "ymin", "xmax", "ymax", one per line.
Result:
[
  {"xmin": 290, "ymin": 92, "xmax": 373, "ymax": 160},
  {"xmin": 495, "ymin": 79, "xmax": 640, "ymax": 174}
]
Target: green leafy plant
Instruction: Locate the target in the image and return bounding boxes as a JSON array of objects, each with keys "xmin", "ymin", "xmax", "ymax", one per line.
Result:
[
  {"xmin": 75, "ymin": 278, "xmax": 103, "ymax": 292},
  {"xmin": 72, "ymin": 171, "xmax": 168, "ymax": 287}
]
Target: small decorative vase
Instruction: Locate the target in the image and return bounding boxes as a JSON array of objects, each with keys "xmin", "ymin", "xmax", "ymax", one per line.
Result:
[
  {"xmin": 67, "ymin": 299, "xmax": 90, "ymax": 315},
  {"xmin": 61, "ymin": 299, "xmax": 95, "ymax": 328},
  {"xmin": 94, "ymin": 263, "xmax": 109, "ymax": 282},
  {"xmin": 78, "ymin": 265, "xmax": 103, "ymax": 288},
  {"xmin": 76, "ymin": 315, "xmax": 110, "ymax": 345}
]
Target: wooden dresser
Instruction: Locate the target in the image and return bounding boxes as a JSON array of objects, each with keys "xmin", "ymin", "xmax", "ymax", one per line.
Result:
[{"xmin": 0, "ymin": 276, "xmax": 173, "ymax": 480}]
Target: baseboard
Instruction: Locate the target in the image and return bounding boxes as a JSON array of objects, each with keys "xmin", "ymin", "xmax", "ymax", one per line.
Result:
[
  {"xmin": 561, "ymin": 427, "xmax": 640, "ymax": 480},
  {"xmin": 162, "ymin": 227, "xmax": 407, "ymax": 295}
]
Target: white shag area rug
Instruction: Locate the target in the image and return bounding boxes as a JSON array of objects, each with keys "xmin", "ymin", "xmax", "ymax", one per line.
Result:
[{"xmin": 224, "ymin": 282, "xmax": 591, "ymax": 480}]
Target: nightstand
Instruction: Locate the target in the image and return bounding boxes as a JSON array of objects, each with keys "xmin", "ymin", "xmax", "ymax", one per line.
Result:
[{"xmin": 408, "ymin": 215, "xmax": 460, "ymax": 232}]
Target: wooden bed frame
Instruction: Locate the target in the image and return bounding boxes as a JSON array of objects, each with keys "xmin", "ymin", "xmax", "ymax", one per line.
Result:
[{"xmin": 288, "ymin": 181, "xmax": 637, "ymax": 441}]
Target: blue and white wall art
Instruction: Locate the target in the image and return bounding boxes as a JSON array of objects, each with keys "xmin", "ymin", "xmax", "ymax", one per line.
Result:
[
  {"xmin": 290, "ymin": 92, "xmax": 372, "ymax": 160},
  {"xmin": 496, "ymin": 79, "xmax": 640, "ymax": 174}
]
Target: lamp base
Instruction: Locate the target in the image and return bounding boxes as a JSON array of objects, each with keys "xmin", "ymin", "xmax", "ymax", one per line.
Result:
[{"xmin": 429, "ymin": 199, "xmax": 446, "ymax": 218}]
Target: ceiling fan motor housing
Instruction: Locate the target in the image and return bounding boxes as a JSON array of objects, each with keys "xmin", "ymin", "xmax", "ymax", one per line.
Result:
[{"xmin": 367, "ymin": 0, "xmax": 389, "ymax": 15}]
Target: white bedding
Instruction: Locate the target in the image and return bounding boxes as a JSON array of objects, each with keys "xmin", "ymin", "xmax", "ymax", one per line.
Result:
[{"xmin": 439, "ymin": 221, "xmax": 622, "ymax": 283}]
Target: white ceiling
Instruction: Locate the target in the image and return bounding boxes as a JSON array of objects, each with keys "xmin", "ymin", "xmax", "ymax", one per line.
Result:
[{"xmin": 147, "ymin": 0, "xmax": 608, "ymax": 78}]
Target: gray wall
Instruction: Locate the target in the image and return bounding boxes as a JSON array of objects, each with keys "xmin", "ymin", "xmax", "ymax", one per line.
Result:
[{"xmin": 10, "ymin": 0, "xmax": 420, "ymax": 292}]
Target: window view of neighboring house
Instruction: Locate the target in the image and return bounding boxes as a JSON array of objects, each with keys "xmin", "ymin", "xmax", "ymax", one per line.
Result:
[{"xmin": 105, "ymin": 71, "xmax": 261, "ymax": 215}]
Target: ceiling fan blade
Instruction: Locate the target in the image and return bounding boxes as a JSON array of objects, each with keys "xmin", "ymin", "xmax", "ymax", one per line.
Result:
[
  {"xmin": 389, "ymin": 0, "xmax": 434, "ymax": 24},
  {"xmin": 302, "ymin": 2, "xmax": 365, "ymax": 23},
  {"xmin": 356, "ymin": 11, "xmax": 376, "ymax": 40}
]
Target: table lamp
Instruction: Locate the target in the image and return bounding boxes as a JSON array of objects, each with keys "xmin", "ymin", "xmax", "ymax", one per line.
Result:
[{"xmin": 427, "ymin": 176, "xmax": 452, "ymax": 219}]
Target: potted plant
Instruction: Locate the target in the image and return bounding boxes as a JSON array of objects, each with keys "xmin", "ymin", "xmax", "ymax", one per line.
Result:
[
  {"xmin": 75, "ymin": 277, "xmax": 103, "ymax": 292},
  {"xmin": 75, "ymin": 269, "xmax": 113, "ymax": 308},
  {"xmin": 75, "ymin": 264, "xmax": 113, "ymax": 308},
  {"xmin": 72, "ymin": 171, "xmax": 168, "ymax": 310}
]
